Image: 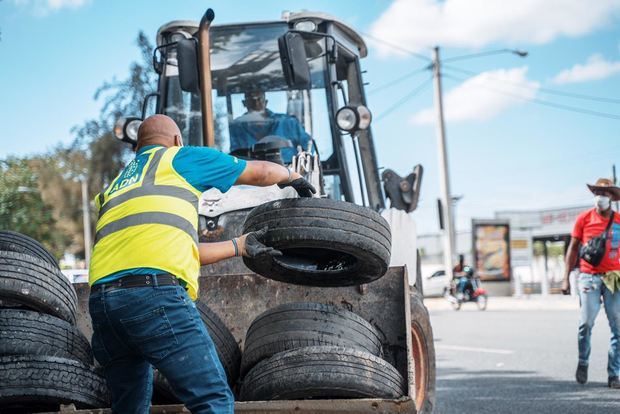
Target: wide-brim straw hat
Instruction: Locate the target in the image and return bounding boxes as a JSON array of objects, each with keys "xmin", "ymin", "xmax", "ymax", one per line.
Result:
[{"xmin": 587, "ymin": 178, "xmax": 620, "ymax": 201}]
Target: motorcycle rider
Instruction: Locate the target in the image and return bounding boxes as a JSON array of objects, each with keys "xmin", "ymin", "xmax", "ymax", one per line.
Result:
[{"xmin": 456, "ymin": 265, "xmax": 477, "ymax": 300}]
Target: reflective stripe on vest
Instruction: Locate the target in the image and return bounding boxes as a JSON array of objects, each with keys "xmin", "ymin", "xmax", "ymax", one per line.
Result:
[
  {"xmin": 94, "ymin": 212, "xmax": 198, "ymax": 245},
  {"xmin": 89, "ymin": 147, "xmax": 203, "ymax": 300}
]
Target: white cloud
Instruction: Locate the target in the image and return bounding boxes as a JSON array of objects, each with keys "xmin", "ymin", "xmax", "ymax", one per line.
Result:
[
  {"xmin": 12, "ymin": 0, "xmax": 89, "ymax": 16},
  {"xmin": 411, "ymin": 67, "xmax": 540, "ymax": 124},
  {"xmin": 552, "ymin": 54, "xmax": 620, "ymax": 84},
  {"xmin": 370, "ymin": 0, "xmax": 620, "ymax": 57}
]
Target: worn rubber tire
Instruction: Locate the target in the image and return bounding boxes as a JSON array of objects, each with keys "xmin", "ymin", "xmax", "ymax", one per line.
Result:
[
  {"xmin": 0, "ymin": 309, "xmax": 92, "ymax": 365},
  {"xmin": 242, "ymin": 198, "xmax": 391, "ymax": 286},
  {"xmin": 0, "ymin": 355, "xmax": 110, "ymax": 412},
  {"xmin": 152, "ymin": 369, "xmax": 177, "ymax": 405},
  {"xmin": 0, "ymin": 231, "xmax": 58, "ymax": 268},
  {"xmin": 0, "ymin": 251, "xmax": 77, "ymax": 324},
  {"xmin": 240, "ymin": 346, "xmax": 405, "ymax": 401},
  {"xmin": 241, "ymin": 302, "xmax": 383, "ymax": 377},
  {"xmin": 195, "ymin": 301, "xmax": 241, "ymax": 386},
  {"xmin": 410, "ymin": 289, "xmax": 436, "ymax": 414}
]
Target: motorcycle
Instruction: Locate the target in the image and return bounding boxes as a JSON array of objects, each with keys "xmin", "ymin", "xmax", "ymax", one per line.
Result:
[{"xmin": 444, "ymin": 272, "xmax": 488, "ymax": 311}]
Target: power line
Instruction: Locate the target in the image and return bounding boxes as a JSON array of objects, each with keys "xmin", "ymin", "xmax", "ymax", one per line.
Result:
[
  {"xmin": 443, "ymin": 64, "xmax": 620, "ymax": 105},
  {"xmin": 374, "ymin": 75, "xmax": 434, "ymax": 122},
  {"xmin": 360, "ymin": 31, "xmax": 432, "ymax": 63},
  {"xmin": 368, "ymin": 65, "xmax": 430, "ymax": 95},
  {"xmin": 442, "ymin": 72, "xmax": 620, "ymax": 121}
]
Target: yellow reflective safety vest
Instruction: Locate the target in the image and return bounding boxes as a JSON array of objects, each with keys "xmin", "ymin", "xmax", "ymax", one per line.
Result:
[{"xmin": 89, "ymin": 146, "xmax": 203, "ymax": 300}]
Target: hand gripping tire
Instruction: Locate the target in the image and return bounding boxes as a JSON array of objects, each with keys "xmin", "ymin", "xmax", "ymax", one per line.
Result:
[
  {"xmin": 240, "ymin": 302, "xmax": 383, "ymax": 377},
  {"xmin": 0, "ymin": 251, "xmax": 77, "ymax": 324},
  {"xmin": 0, "ymin": 355, "xmax": 110, "ymax": 412},
  {"xmin": 410, "ymin": 290, "xmax": 436, "ymax": 414},
  {"xmin": 0, "ymin": 309, "xmax": 92, "ymax": 365},
  {"xmin": 242, "ymin": 198, "xmax": 391, "ymax": 286},
  {"xmin": 239, "ymin": 346, "xmax": 405, "ymax": 401},
  {"xmin": 0, "ymin": 231, "xmax": 58, "ymax": 268}
]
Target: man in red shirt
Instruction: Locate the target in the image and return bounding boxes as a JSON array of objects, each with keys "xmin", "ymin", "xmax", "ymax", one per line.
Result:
[{"xmin": 562, "ymin": 178, "xmax": 620, "ymax": 389}]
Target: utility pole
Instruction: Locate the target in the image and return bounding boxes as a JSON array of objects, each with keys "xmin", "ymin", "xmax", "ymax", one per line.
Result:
[
  {"xmin": 432, "ymin": 46, "xmax": 455, "ymax": 280},
  {"xmin": 614, "ymin": 165, "xmax": 619, "ymax": 211},
  {"xmin": 81, "ymin": 178, "xmax": 92, "ymax": 267}
]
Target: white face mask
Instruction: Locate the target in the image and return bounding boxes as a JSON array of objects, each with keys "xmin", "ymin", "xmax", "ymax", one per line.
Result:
[{"xmin": 595, "ymin": 195, "xmax": 611, "ymax": 210}]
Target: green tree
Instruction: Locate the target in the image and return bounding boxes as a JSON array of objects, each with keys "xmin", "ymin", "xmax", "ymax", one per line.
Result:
[
  {"xmin": 0, "ymin": 158, "xmax": 67, "ymax": 258},
  {"xmin": 18, "ymin": 31, "xmax": 157, "ymax": 259}
]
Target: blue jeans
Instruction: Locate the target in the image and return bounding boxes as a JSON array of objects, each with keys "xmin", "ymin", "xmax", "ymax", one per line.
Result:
[
  {"xmin": 89, "ymin": 282, "xmax": 234, "ymax": 414},
  {"xmin": 577, "ymin": 272, "xmax": 620, "ymax": 377}
]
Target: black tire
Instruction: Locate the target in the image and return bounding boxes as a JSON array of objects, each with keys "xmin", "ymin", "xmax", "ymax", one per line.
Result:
[
  {"xmin": 410, "ymin": 290, "xmax": 436, "ymax": 414},
  {"xmin": 242, "ymin": 198, "xmax": 391, "ymax": 286},
  {"xmin": 0, "ymin": 231, "xmax": 58, "ymax": 268},
  {"xmin": 0, "ymin": 251, "xmax": 77, "ymax": 324},
  {"xmin": 152, "ymin": 369, "xmax": 177, "ymax": 405},
  {"xmin": 241, "ymin": 302, "xmax": 383, "ymax": 377},
  {"xmin": 0, "ymin": 309, "xmax": 92, "ymax": 365},
  {"xmin": 0, "ymin": 355, "xmax": 110, "ymax": 413},
  {"xmin": 195, "ymin": 301, "xmax": 241, "ymax": 386},
  {"xmin": 240, "ymin": 346, "xmax": 405, "ymax": 401}
]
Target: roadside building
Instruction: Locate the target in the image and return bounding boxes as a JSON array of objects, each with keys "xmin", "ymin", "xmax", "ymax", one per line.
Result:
[{"xmin": 418, "ymin": 204, "xmax": 589, "ymax": 296}]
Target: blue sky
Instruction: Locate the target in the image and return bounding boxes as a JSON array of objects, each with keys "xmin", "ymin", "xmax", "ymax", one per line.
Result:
[{"xmin": 1, "ymin": 0, "xmax": 619, "ymax": 234}]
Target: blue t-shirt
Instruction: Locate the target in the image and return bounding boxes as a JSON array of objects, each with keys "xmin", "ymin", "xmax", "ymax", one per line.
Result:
[
  {"xmin": 94, "ymin": 144, "xmax": 246, "ymax": 285},
  {"xmin": 229, "ymin": 109, "xmax": 311, "ymax": 162}
]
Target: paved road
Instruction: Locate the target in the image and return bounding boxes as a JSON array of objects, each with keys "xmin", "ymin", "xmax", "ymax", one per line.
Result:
[{"xmin": 429, "ymin": 299, "xmax": 620, "ymax": 413}]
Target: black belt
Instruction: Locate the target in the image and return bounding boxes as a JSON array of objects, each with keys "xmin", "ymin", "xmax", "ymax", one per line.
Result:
[{"xmin": 91, "ymin": 273, "xmax": 179, "ymax": 293}]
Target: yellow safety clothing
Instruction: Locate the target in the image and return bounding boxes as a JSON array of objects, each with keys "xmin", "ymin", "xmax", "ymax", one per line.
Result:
[{"xmin": 89, "ymin": 147, "xmax": 202, "ymax": 300}]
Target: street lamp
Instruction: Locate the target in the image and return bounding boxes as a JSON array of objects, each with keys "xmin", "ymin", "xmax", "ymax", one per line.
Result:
[{"xmin": 443, "ymin": 48, "xmax": 528, "ymax": 63}]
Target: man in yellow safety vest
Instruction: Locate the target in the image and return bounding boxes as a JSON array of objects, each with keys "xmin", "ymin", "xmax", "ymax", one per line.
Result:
[{"xmin": 88, "ymin": 114, "xmax": 315, "ymax": 413}]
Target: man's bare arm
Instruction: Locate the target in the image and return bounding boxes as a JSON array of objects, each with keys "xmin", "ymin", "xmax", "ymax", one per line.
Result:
[
  {"xmin": 198, "ymin": 241, "xmax": 236, "ymax": 265},
  {"xmin": 561, "ymin": 237, "xmax": 580, "ymax": 294},
  {"xmin": 235, "ymin": 160, "xmax": 301, "ymax": 186}
]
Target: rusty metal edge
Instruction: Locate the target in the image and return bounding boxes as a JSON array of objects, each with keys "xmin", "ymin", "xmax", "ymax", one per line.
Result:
[
  {"xmin": 45, "ymin": 398, "xmax": 415, "ymax": 414},
  {"xmin": 402, "ymin": 265, "xmax": 415, "ymax": 402}
]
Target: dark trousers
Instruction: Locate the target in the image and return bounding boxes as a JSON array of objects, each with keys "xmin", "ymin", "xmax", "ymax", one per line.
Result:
[{"xmin": 89, "ymin": 283, "xmax": 233, "ymax": 414}]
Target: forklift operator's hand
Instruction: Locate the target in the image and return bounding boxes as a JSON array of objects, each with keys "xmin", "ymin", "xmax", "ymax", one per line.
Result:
[
  {"xmin": 237, "ymin": 227, "xmax": 282, "ymax": 258},
  {"xmin": 278, "ymin": 172, "xmax": 316, "ymax": 198}
]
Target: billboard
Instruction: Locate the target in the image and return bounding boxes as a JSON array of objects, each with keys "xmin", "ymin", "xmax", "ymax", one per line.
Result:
[{"xmin": 472, "ymin": 219, "xmax": 511, "ymax": 281}]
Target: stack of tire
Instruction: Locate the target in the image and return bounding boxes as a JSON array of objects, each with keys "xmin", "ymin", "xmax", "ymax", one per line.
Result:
[
  {"xmin": 239, "ymin": 198, "xmax": 404, "ymax": 401},
  {"xmin": 0, "ymin": 231, "xmax": 109, "ymax": 413},
  {"xmin": 238, "ymin": 302, "xmax": 405, "ymax": 401}
]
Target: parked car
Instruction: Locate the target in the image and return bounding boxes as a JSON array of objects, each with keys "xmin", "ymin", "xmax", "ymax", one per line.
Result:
[{"xmin": 423, "ymin": 269, "xmax": 450, "ymax": 298}]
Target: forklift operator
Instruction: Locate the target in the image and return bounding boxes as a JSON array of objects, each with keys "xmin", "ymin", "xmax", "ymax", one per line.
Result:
[
  {"xmin": 88, "ymin": 114, "xmax": 315, "ymax": 413},
  {"xmin": 229, "ymin": 90, "xmax": 311, "ymax": 163}
]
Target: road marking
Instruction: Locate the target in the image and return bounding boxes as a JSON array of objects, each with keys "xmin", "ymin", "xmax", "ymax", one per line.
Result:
[{"xmin": 436, "ymin": 344, "xmax": 514, "ymax": 355}]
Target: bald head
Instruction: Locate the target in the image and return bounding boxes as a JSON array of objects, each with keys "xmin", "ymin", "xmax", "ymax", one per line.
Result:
[{"xmin": 136, "ymin": 114, "xmax": 183, "ymax": 150}]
